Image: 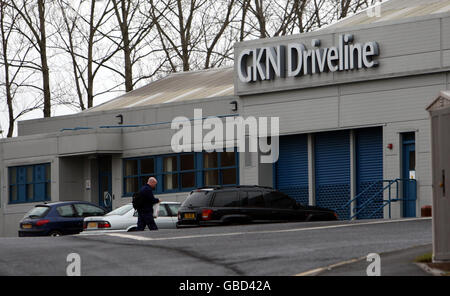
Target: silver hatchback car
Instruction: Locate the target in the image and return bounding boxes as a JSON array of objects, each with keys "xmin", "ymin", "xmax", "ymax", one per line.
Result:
[{"xmin": 82, "ymin": 202, "xmax": 180, "ymax": 233}]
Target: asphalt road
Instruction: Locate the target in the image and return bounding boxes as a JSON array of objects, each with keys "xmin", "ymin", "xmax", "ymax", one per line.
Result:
[{"xmin": 0, "ymin": 218, "xmax": 432, "ymax": 276}]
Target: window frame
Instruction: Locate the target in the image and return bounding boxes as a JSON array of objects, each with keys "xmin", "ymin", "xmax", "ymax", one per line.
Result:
[
  {"xmin": 123, "ymin": 156, "xmax": 156, "ymax": 196},
  {"xmin": 202, "ymin": 150, "xmax": 239, "ymax": 187},
  {"xmin": 122, "ymin": 149, "xmax": 239, "ymax": 197},
  {"xmin": 162, "ymin": 152, "xmax": 197, "ymax": 193},
  {"xmin": 8, "ymin": 163, "xmax": 51, "ymax": 204}
]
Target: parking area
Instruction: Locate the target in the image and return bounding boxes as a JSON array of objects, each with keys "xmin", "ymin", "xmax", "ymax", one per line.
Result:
[{"xmin": 0, "ymin": 218, "xmax": 432, "ymax": 276}]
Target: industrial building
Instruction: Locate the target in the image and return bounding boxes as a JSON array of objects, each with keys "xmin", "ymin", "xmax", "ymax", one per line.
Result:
[{"xmin": 1, "ymin": 0, "xmax": 450, "ymax": 236}]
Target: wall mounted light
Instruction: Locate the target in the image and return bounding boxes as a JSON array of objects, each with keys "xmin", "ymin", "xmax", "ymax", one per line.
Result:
[
  {"xmin": 116, "ymin": 114, "xmax": 123, "ymax": 125},
  {"xmin": 230, "ymin": 101, "xmax": 238, "ymax": 112},
  {"xmin": 387, "ymin": 143, "xmax": 393, "ymax": 150}
]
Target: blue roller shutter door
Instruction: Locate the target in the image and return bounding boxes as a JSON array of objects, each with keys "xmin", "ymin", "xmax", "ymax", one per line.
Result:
[
  {"xmin": 315, "ymin": 131, "xmax": 350, "ymax": 220},
  {"xmin": 356, "ymin": 127, "xmax": 383, "ymax": 219},
  {"xmin": 274, "ymin": 134, "xmax": 309, "ymax": 205}
]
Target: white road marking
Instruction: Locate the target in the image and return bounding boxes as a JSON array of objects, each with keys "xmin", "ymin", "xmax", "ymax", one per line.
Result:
[
  {"xmin": 295, "ymin": 257, "xmax": 366, "ymax": 276},
  {"xmin": 104, "ymin": 217, "xmax": 431, "ymax": 242},
  {"xmin": 107, "ymin": 233, "xmax": 153, "ymax": 241}
]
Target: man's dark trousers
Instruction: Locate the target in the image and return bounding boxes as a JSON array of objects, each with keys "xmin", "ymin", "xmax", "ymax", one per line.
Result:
[{"xmin": 137, "ymin": 209, "xmax": 158, "ymax": 231}]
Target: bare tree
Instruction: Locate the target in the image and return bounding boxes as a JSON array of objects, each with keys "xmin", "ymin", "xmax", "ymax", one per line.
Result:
[
  {"xmin": 106, "ymin": 0, "xmax": 166, "ymax": 91},
  {"xmin": 200, "ymin": 0, "xmax": 239, "ymax": 69},
  {"xmin": 0, "ymin": 1, "xmax": 41, "ymax": 137},
  {"xmin": 338, "ymin": 0, "xmax": 377, "ymax": 19},
  {"xmin": 54, "ymin": 0, "xmax": 124, "ymax": 109},
  {"xmin": 10, "ymin": 0, "xmax": 52, "ymax": 117},
  {"xmin": 151, "ymin": 0, "xmax": 209, "ymax": 72}
]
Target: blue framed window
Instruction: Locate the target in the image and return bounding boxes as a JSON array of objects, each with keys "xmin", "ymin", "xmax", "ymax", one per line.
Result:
[
  {"xmin": 162, "ymin": 153, "xmax": 196, "ymax": 193},
  {"xmin": 203, "ymin": 151, "xmax": 238, "ymax": 186},
  {"xmin": 123, "ymin": 157, "xmax": 155, "ymax": 196},
  {"xmin": 122, "ymin": 150, "xmax": 238, "ymax": 196},
  {"xmin": 9, "ymin": 163, "xmax": 51, "ymax": 204}
]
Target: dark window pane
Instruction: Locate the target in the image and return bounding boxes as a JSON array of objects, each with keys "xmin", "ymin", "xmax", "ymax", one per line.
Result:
[
  {"xmin": 24, "ymin": 206, "xmax": 49, "ymax": 218},
  {"xmin": 141, "ymin": 158, "xmax": 155, "ymax": 175},
  {"xmin": 26, "ymin": 167, "xmax": 33, "ymax": 183},
  {"xmin": 46, "ymin": 182, "xmax": 51, "ymax": 199},
  {"xmin": 203, "ymin": 152, "xmax": 218, "ymax": 168},
  {"xmin": 221, "ymin": 168, "xmax": 236, "ymax": 185},
  {"xmin": 204, "ymin": 170, "xmax": 218, "ymax": 186},
  {"xmin": 10, "ymin": 186, "xmax": 17, "ymax": 201},
  {"xmin": 183, "ymin": 191, "xmax": 212, "ymax": 207},
  {"xmin": 409, "ymin": 151, "xmax": 415, "ymax": 170},
  {"xmin": 57, "ymin": 205, "xmax": 76, "ymax": 217},
  {"xmin": 221, "ymin": 152, "xmax": 235, "ymax": 167},
  {"xmin": 125, "ymin": 177, "xmax": 138, "ymax": 193},
  {"xmin": 164, "ymin": 173, "xmax": 178, "ymax": 190},
  {"xmin": 74, "ymin": 204, "xmax": 105, "ymax": 217},
  {"xmin": 125, "ymin": 160, "xmax": 138, "ymax": 176},
  {"xmin": 163, "ymin": 156, "xmax": 177, "ymax": 172},
  {"xmin": 10, "ymin": 167, "xmax": 16, "ymax": 184},
  {"xmin": 213, "ymin": 191, "xmax": 239, "ymax": 207},
  {"xmin": 27, "ymin": 184, "xmax": 33, "ymax": 201},
  {"xmin": 246, "ymin": 191, "xmax": 265, "ymax": 207},
  {"xmin": 264, "ymin": 191, "xmax": 294, "ymax": 209},
  {"xmin": 181, "ymin": 172, "xmax": 195, "ymax": 188},
  {"xmin": 46, "ymin": 164, "xmax": 51, "ymax": 181},
  {"xmin": 180, "ymin": 154, "xmax": 195, "ymax": 171}
]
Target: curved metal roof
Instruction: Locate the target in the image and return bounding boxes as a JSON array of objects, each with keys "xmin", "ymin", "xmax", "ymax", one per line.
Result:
[
  {"xmin": 327, "ymin": 0, "xmax": 450, "ymax": 30},
  {"xmin": 87, "ymin": 67, "xmax": 234, "ymax": 112}
]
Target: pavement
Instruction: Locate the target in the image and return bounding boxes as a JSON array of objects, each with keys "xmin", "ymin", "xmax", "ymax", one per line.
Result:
[{"xmin": 0, "ymin": 218, "xmax": 432, "ymax": 276}]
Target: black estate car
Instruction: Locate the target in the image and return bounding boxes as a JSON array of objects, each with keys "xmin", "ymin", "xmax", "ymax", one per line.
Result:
[{"xmin": 177, "ymin": 186, "xmax": 338, "ymax": 227}]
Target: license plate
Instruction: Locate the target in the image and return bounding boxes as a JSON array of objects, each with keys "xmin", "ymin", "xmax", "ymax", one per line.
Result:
[
  {"xmin": 184, "ymin": 213, "xmax": 196, "ymax": 219},
  {"xmin": 87, "ymin": 222, "xmax": 98, "ymax": 229},
  {"xmin": 22, "ymin": 224, "xmax": 32, "ymax": 229}
]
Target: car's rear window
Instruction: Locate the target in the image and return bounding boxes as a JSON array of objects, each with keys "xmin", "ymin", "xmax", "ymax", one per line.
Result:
[
  {"xmin": 182, "ymin": 191, "xmax": 212, "ymax": 207},
  {"xmin": 212, "ymin": 191, "xmax": 239, "ymax": 207},
  {"xmin": 24, "ymin": 206, "xmax": 50, "ymax": 219},
  {"xmin": 106, "ymin": 204, "xmax": 133, "ymax": 216}
]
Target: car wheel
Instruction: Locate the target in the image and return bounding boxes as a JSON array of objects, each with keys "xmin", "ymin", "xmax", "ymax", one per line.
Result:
[
  {"xmin": 127, "ymin": 227, "xmax": 137, "ymax": 232},
  {"xmin": 48, "ymin": 230, "xmax": 62, "ymax": 237}
]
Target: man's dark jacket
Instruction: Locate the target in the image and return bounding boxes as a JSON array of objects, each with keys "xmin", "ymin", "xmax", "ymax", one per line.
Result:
[{"xmin": 138, "ymin": 184, "xmax": 160, "ymax": 213}]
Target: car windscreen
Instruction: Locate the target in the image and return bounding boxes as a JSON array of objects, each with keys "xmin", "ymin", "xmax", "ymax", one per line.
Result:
[
  {"xmin": 182, "ymin": 191, "xmax": 212, "ymax": 207},
  {"xmin": 167, "ymin": 203, "xmax": 180, "ymax": 215},
  {"xmin": 106, "ymin": 204, "xmax": 133, "ymax": 216},
  {"xmin": 24, "ymin": 206, "xmax": 50, "ymax": 219}
]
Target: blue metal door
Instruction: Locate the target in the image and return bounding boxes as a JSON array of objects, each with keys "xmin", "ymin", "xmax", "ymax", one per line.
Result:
[
  {"xmin": 315, "ymin": 131, "xmax": 350, "ymax": 219},
  {"xmin": 402, "ymin": 134, "xmax": 416, "ymax": 217},
  {"xmin": 356, "ymin": 127, "xmax": 383, "ymax": 219},
  {"xmin": 274, "ymin": 134, "xmax": 309, "ymax": 205}
]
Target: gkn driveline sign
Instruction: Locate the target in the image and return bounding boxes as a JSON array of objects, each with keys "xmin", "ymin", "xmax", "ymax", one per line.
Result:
[{"xmin": 237, "ymin": 34, "xmax": 379, "ymax": 83}]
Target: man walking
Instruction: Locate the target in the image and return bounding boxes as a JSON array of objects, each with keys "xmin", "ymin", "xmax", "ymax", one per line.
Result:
[{"xmin": 136, "ymin": 177, "xmax": 160, "ymax": 231}]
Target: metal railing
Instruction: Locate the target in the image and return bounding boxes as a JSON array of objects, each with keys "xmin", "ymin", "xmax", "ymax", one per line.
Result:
[{"xmin": 337, "ymin": 178, "xmax": 417, "ymax": 220}]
